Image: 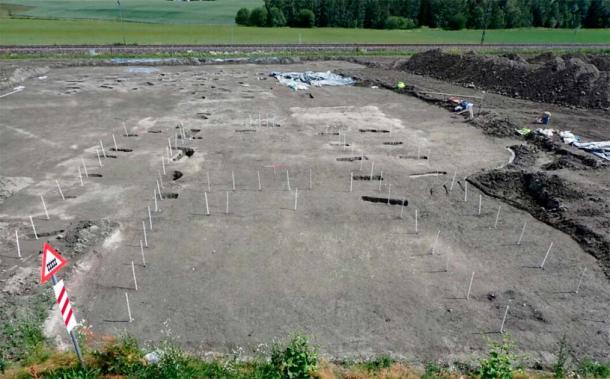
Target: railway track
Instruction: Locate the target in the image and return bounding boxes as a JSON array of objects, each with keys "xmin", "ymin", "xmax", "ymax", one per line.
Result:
[{"xmin": 2, "ymin": 43, "xmax": 609, "ymax": 54}]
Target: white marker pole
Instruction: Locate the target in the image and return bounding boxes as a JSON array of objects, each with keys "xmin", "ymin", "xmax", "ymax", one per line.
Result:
[
  {"xmin": 349, "ymin": 172, "xmax": 353, "ymax": 192},
  {"xmin": 539, "ymin": 242, "xmax": 553, "ymax": 269},
  {"xmin": 466, "ymin": 271, "xmax": 475, "ymax": 300},
  {"xmin": 449, "ymin": 170, "xmax": 456, "ymax": 191},
  {"xmin": 225, "ymin": 191, "xmax": 229, "ymax": 214},
  {"xmin": 464, "ymin": 181, "xmax": 468, "ymax": 202},
  {"xmin": 294, "ymin": 188, "xmax": 298, "ymax": 211},
  {"xmin": 131, "ymin": 261, "xmax": 138, "ymax": 291},
  {"xmin": 517, "ymin": 221, "xmax": 527, "ymax": 245},
  {"xmin": 153, "ymin": 189, "xmax": 158, "ymax": 212},
  {"xmin": 81, "ymin": 158, "xmax": 89, "ymax": 177},
  {"xmin": 96, "ymin": 148, "xmax": 103, "ymax": 168},
  {"xmin": 378, "ymin": 171, "xmax": 383, "ymax": 192},
  {"xmin": 309, "ymin": 168, "xmax": 312, "ymax": 190},
  {"xmin": 147, "ymin": 206, "xmax": 152, "ymax": 230},
  {"xmin": 140, "ymin": 240, "xmax": 146, "ymax": 267},
  {"xmin": 204, "ymin": 192, "xmax": 210, "ymax": 215},
  {"xmin": 158, "ymin": 172, "xmax": 164, "ymax": 189},
  {"xmin": 370, "ymin": 161, "xmax": 375, "ymax": 180},
  {"xmin": 142, "ymin": 221, "xmax": 148, "ymax": 248},
  {"xmin": 500, "ymin": 305, "xmax": 510, "ymax": 334},
  {"xmin": 156, "ymin": 180, "xmax": 163, "ymax": 200},
  {"xmin": 415, "ymin": 209, "xmax": 419, "ymax": 234},
  {"xmin": 478, "ymin": 195, "xmax": 482, "ymax": 216},
  {"xmin": 123, "ymin": 122, "xmax": 129, "ymax": 137},
  {"xmin": 168, "ymin": 137, "xmax": 173, "ymax": 157},
  {"xmin": 286, "ymin": 170, "xmax": 291, "ymax": 191},
  {"xmin": 161, "ymin": 156, "xmax": 166, "ymax": 175},
  {"xmin": 40, "ymin": 194, "xmax": 50, "ymax": 219},
  {"xmin": 112, "ymin": 134, "xmax": 118, "ymax": 151},
  {"xmin": 575, "ymin": 267, "xmax": 586, "ymax": 294},
  {"xmin": 55, "ymin": 180, "xmax": 65, "ymax": 201},
  {"xmin": 431, "ymin": 230, "xmax": 440, "ymax": 255},
  {"xmin": 232, "ymin": 171, "xmax": 236, "ymax": 191},
  {"xmin": 494, "ymin": 205, "xmax": 502, "ymax": 229},
  {"xmin": 77, "ymin": 167, "xmax": 84, "ymax": 186},
  {"xmin": 207, "ymin": 172, "xmax": 211, "ymax": 192},
  {"xmin": 400, "ymin": 200, "xmax": 405, "ymax": 219},
  {"xmin": 99, "ymin": 140, "xmax": 107, "ymax": 158},
  {"xmin": 387, "ymin": 184, "xmax": 392, "ymax": 206},
  {"xmin": 15, "ymin": 230, "xmax": 21, "ymax": 258},
  {"xmin": 125, "ymin": 292, "xmax": 133, "ymax": 322},
  {"xmin": 29, "ymin": 216, "xmax": 38, "ymax": 240},
  {"xmin": 257, "ymin": 170, "xmax": 262, "ymax": 191}
]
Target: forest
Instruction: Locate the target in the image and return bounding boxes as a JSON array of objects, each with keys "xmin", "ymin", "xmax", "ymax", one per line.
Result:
[{"xmin": 235, "ymin": 0, "xmax": 610, "ymax": 29}]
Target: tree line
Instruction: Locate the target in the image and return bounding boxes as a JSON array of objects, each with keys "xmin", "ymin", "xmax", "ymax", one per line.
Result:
[{"xmin": 235, "ymin": 0, "xmax": 610, "ymax": 29}]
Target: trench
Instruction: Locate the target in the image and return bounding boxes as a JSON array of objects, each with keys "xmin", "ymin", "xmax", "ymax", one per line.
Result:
[{"xmin": 362, "ymin": 196, "xmax": 408, "ymax": 206}]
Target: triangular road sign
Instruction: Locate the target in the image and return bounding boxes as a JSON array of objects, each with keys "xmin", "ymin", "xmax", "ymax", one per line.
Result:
[{"xmin": 40, "ymin": 242, "xmax": 68, "ymax": 284}]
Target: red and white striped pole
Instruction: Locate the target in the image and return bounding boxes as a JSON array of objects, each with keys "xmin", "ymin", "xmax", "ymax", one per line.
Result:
[{"xmin": 51, "ymin": 275, "xmax": 85, "ymax": 367}]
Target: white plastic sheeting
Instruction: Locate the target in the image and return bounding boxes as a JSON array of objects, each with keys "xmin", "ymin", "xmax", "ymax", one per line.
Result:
[{"xmin": 270, "ymin": 71, "xmax": 356, "ymax": 91}]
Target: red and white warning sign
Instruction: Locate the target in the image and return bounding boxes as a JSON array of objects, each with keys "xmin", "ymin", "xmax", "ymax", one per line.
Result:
[
  {"xmin": 40, "ymin": 242, "xmax": 68, "ymax": 284},
  {"xmin": 53, "ymin": 279, "xmax": 78, "ymax": 333}
]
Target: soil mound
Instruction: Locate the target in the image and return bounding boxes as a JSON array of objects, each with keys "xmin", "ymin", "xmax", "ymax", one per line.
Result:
[
  {"xmin": 404, "ymin": 49, "xmax": 610, "ymax": 109},
  {"xmin": 469, "ymin": 170, "xmax": 610, "ymax": 276}
]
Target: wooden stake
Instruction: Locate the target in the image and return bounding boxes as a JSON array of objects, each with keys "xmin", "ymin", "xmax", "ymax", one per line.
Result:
[
  {"xmin": 500, "ymin": 305, "xmax": 510, "ymax": 333},
  {"xmin": 539, "ymin": 242, "xmax": 553, "ymax": 269},
  {"xmin": 158, "ymin": 171, "xmax": 164, "ymax": 189},
  {"xmin": 112, "ymin": 134, "xmax": 118, "ymax": 151},
  {"xmin": 449, "ymin": 170, "xmax": 456, "ymax": 191},
  {"xmin": 387, "ymin": 184, "xmax": 392, "ymax": 206},
  {"xmin": 153, "ymin": 189, "xmax": 158, "ymax": 212},
  {"xmin": 431, "ymin": 230, "xmax": 440, "ymax": 255},
  {"xmin": 140, "ymin": 240, "xmax": 146, "ymax": 267},
  {"xmin": 15, "ymin": 230, "xmax": 21, "ymax": 258},
  {"xmin": 168, "ymin": 137, "xmax": 173, "ymax": 157},
  {"xmin": 81, "ymin": 158, "xmax": 89, "ymax": 177},
  {"xmin": 96, "ymin": 148, "xmax": 103, "ymax": 168},
  {"xmin": 494, "ymin": 205, "xmax": 502, "ymax": 229},
  {"xmin": 370, "ymin": 161, "xmax": 374, "ymax": 180},
  {"xmin": 257, "ymin": 170, "xmax": 262, "ymax": 191},
  {"xmin": 400, "ymin": 200, "xmax": 405, "ymax": 219},
  {"xmin": 294, "ymin": 188, "xmax": 299, "ymax": 211},
  {"xmin": 29, "ymin": 216, "xmax": 38, "ymax": 240},
  {"xmin": 232, "ymin": 171, "xmax": 236, "ymax": 191},
  {"xmin": 156, "ymin": 180, "xmax": 163, "ymax": 200},
  {"xmin": 123, "ymin": 122, "xmax": 129, "ymax": 137},
  {"xmin": 517, "ymin": 221, "xmax": 527, "ymax": 245},
  {"xmin": 575, "ymin": 267, "xmax": 586, "ymax": 294},
  {"xmin": 464, "ymin": 181, "xmax": 468, "ymax": 202},
  {"xmin": 125, "ymin": 292, "xmax": 133, "ymax": 322},
  {"xmin": 40, "ymin": 194, "xmax": 50, "ymax": 219},
  {"xmin": 147, "ymin": 206, "xmax": 152, "ymax": 230},
  {"xmin": 478, "ymin": 194, "xmax": 482, "ymax": 216},
  {"xmin": 131, "ymin": 261, "xmax": 138, "ymax": 291},
  {"xmin": 55, "ymin": 180, "xmax": 65, "ymax": 201},
  {"xmin": 415, "ymin": 209, "xmax": 419, "ymax": 234},
  {"xmin": 142, "ymin": 221, "xmax": 147, "ymax": 247},
  {"xmin": 207, "ymin": 172, "xmax": 211, "ymax": 192},
  {"xmin": 225, "ymin": 191, "xmax": 229, "ymax": 214},
  {"xmin": 161, "ymin": 156, "xmax": 166, "ymax": 175},
  {"xmin": 204, "ymin": 192, "xmax": 210, "ymax": 215},
  {"xmin": 286, "ymin": 170, "xmax": 291, "ymax": 191},
  {"xmin": 99, "ymin": 140, "xmax": 107, "ymax": 158},
  {"xmin": 78, "ymin": 167, "xmax": 84, "ymax": 186},
  {"xmin": 466, "ymin": 271, "xmax": 475, "ymax": 300}
]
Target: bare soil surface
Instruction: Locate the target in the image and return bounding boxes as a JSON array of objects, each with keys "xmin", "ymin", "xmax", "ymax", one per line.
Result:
[{"xmin": 1, "ymin": 59, "xmax": 609, "ymax": 367}]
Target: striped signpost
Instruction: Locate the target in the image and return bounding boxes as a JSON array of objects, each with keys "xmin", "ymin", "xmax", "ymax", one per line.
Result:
[{"xmin": 41, "ymin": 242, "xmax": 85, "ymax": 367}]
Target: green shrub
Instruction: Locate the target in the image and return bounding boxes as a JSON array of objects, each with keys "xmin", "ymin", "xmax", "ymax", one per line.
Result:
[
  {"xmin": 249, "ymin": 7, "xmax": 268, "ymax": 27},
  {"xmin": 479, "ymin": 336, "xmax": 516, "ymax": 379},
  {"xmin": 422, "ymin": 362, "xmax": 443, "ymax": 379},
  {"xmin": 577, "ymin": 358, "xmax": 610, "ymax": 378},
  {"xmin": 235, "ymin": 8, "xmax": 250, "ymax": 26},
  {"xmin": 271, "ymin": 335, "xmax": 318, "ymax": 379},
  {"xmin": 269, "ymin": 7, "xmax": 287, "ymax": 27},
  {"xmin": 385, "ymin": 16, "xmax": 416, "ymax": 30},
  {"xmin": 553, "ymin": 335, "xmax": 570, "ymax": 378},
  {"xmin": 363, "ymin": 355, "xmax": 394, "ymax": 372},
  {"xmin": 296, "ymin": 9, "xmax": 315, "ymax": 28},
  {"xmin": 447, "ymin": 13, "xmax": 467, "ymax": 30},
  {"xmin": 92, "ymin": 335, "xmax": 144, "ymax": 375},
  {"xmin": 43, "ymin": 365, "xmax": 102, "ymax": 379}
]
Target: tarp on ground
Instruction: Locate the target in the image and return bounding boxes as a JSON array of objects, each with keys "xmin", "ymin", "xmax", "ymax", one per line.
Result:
[
  {"xmin": 572, "ymin": 141, "xmax": 610, "ymax": 162},
  {"xmin": 270, "ymin": 71, "xmax": 356, "ymax": 91}
]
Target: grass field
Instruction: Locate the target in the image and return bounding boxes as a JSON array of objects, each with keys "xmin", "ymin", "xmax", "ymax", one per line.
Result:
[
  {"xmin": 1, "ymin": 18, "xmax": 609, "ymax": 45},
  {"xmin": 0, "ymin": 0, "xmax": 261, "ymax": 24}
]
